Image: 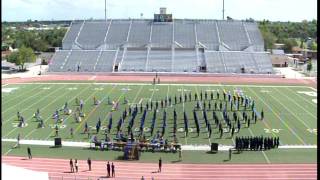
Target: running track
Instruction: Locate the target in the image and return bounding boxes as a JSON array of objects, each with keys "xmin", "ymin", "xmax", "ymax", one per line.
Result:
[
  {"xmin": 2, "ymin": 74, "xmax": 317, "ymax": 89},
  {"xmin": 2, "ymin": 156, "xmax": 317, "ymax": 180}
]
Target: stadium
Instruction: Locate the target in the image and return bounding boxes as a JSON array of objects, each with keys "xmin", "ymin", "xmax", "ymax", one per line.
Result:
[
  {"xmin": 2, "ymin": 3, "xmax": 317, "ymax": 180},
  {"xmin": 49, "ymin": 18, "xmax": 272, "ymax": 74}
]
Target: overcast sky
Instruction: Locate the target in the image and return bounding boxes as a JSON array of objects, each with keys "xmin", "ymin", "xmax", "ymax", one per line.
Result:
[{"xmin": 2, "ymin": 0, "xmax": 317, "ymax": 22}]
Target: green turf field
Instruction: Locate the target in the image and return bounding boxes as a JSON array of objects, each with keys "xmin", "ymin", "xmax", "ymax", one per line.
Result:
[{"xmin": 2, "ymin": 82, "xmax": 317, "ymax": 163}]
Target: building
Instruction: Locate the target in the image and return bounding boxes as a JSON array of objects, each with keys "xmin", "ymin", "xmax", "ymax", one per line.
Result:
[
  {"xmin": 292, "ymin": 46, "xmax": 317, "ymax": 60},
  {"xmin": 270, "ymin": 49, "xmax": 289, "ymax": 67}
]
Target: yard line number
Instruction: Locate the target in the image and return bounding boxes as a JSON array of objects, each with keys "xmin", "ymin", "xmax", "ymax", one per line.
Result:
[
  {"xmin": 307, "ymin": 128, "xmax": 317, "ymax": 134},
  {"xmin": 264, "ymin": 128, "xmax": 283, "ymax": 134}
]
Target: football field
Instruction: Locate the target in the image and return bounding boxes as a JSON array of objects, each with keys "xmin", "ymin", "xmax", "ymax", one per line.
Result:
[{"xmin": 2, "ymin": 82, "xmax": 317, "ymax": 163}]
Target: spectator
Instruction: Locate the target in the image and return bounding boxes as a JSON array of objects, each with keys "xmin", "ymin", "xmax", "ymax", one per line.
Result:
[
  {"xmin": 87, "ymin": 158, "xmax": 91, "ymax": 171},
  {"xmin": 111, "ymin": 162, "xmax": 115, "ymax": 177},
  {"xmin": 75, "ymin": 159, "xmax": 78, "ymax": 172},
  {"xmin": 107, "ymin": 161, "xmax": 111, "ymax": 177},
  {"xmin": 158, "ymin": 157, "xmax": 162, "ymax": 172},
  {"xmin": 70, "ymin": 159, "xmax": 74, "ymax": 173},
  {"xmin": 27, "ymin": 147, "xmax": 32, "ymax": 159}
]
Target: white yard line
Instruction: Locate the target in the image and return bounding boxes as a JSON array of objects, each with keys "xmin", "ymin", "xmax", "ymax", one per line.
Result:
[
  {"xmin": 3, "ymin": 148, "xmax": 14, "ymax": 156},
  {"xmin": 3, "ymin": 85, "xmax": 41, "ymax": 106},
  {"xmin": 46, "ymin": 85, "xmax": 117, "ymax": 139},
  {"xmin": 263, "ymin": 87, "xmax": 312, "ymax": 130},
  {"xmin": 3, "ymin": 85, "xmax": 62, "ymax": 121},
  {"xmin": 245, "ymin": 87, "xmax": 307, "ymax": 145},
  {"xmin": 238, "ymin": 87, "xmax": 282, "ymax": 145},
  {"xmin": 3, "ymin": 85, "xmax": 70, "ymax": 138},
  {"xmin": 130, "ymin": 85, "xmax": 144, "ymax": 108},
  {"xmin": 24, "ymin": 85, "xmax": 92, "ymax": 139},
  {"xmin": 2, "ymin": 139, "xmax": 317, "ymax": 150},
  {"xmin": 181, "ymin": 84, "xmax": 187, "ymax": 145},
  {"xmin": 195, "ymin": 86, "xmax": 211, "ymax": 145},
  {"xmin": 308, "ymin": 87, "xmax": 317, "ymax": 91},
  {"xmin": 284, "ymin": 87, "xmax": 317, "ymax": 108},
  {"xmin": 2, "ymin": 84, "xmax": 48, "ymax": 114},
  {"xmin": 272, "ymin": 87, "xmax": 316, "ymax": 119},
  {"xmin": 247, "ymin": 128, "xmax": 271, "ymax": 164}
]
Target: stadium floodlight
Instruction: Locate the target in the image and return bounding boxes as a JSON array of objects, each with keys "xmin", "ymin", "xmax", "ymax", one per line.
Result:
[
  {"xmin": 222, "ymin": 0, "xmax": 225, "ymax": 20},
  {"xmin": 105, "ymin": 0, "xmax": 107, "ymax": 21}
]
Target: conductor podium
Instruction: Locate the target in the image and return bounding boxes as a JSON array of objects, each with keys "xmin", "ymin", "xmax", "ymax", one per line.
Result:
[
  {"xmin": 211, "ymin": 143, "xmax": 218, "ymax": 153},
  {"xmin": 123, "ymin": 142, "xmax": 140, "ymax": 160},
  {"xmin": 54, "ymin": 138, "xmax": 62, "ymax": 147}
]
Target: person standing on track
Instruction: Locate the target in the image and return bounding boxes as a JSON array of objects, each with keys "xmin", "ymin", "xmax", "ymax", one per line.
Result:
[
  {"xmin": 111, "ymin": 162, "xmax": 115, "ymax": 177},
  {"xmin": 158, "ymin": 157, "xmax": 162, "ymax": 173},
  {"xmin": 87, "ymin": 158, "xmax": 91, "ymax": 171},
  {"xmin": 70, "ymin": 159, "xmax": 74, "ymax": 173},
  {"xmin": 75, "ymin": 159, "xmax": 78, "ymax": 173},
  {"xmin": 27, "ymin": 147, "xmax": 32, "ymax": 159},
  {"xmin": 107, "ymin": 161, "xmax": 111, "ymax": 177}
]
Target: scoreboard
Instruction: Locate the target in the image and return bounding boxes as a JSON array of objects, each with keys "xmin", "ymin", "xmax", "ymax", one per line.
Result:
[{"xmin": 154, "ymin": 14, "xmax": 173, "ymax": 22}]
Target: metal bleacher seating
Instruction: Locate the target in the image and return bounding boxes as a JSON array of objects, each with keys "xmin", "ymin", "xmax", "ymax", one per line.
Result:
[
  {"xmin": 77, "ymin": 21, "xmax": 109, "ymax": 49},
  {"xmin": 173, "ymin": 50, "xmax": 198, "ymax": 72},
  {"xmin": 48, "ymin": 51, "xmax": 69, "ymax": 72},
  {"xmin": 120, "ymin": 50, "xmax": 148, "ymax": 72},
  {"xmin": 128, "ymin": 20, "xmax": 151, "ymax": 46},
  {"xmin": 94, "ymin": 51, "xmax": 117, "ymax": 72},
  {"xmin": 147, "ymin": 50, "xmax": 172, "ymax": 72},
  {"xmin": 49, "ymin": 19, "xmax": 273, "ymax": 74},
  {"xmin": 174, "ymin": 20, "xmax": 196, "ymax": 48},
  {"xmin": 217, "ymin": 21, "xmax": 250, "ymax": 51}
]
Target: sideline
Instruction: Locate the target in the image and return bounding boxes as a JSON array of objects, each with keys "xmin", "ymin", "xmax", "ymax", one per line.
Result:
[{"xmin": 2, "ymin": 139, "xmax": 316, "ymax": 151}]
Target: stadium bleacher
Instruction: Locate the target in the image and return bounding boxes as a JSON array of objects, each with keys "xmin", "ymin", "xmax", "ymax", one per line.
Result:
[{"xmin": 49, "ymin": 19, "xmax": 272, "ymax": 74}]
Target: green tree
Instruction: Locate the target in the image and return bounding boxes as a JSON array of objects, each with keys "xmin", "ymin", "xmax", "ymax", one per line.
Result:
[
  {"xmin": 310, "ymin": 42, "xmax": 317, "ymax": 50},
  {"xmin": 300, "ymin": 39, "xmax": 304, "ymax": 48},
  {"xmin": 259, "ymin": 26, "xmax": 277, "ymax": 50},
  {"xmin": 7, "ymin": 46, "xmax": 36, "ymax": 71},
  {"xmin": 282, "ymin": 38, "xmax": 298, "ymax": 53},
  {"xmin": 306, "ymin": 60, "xmax": 312, "ymax": 72},
  {"xmin": 6, "ymin": 51, "xmax": 19, "ymax": 62}
]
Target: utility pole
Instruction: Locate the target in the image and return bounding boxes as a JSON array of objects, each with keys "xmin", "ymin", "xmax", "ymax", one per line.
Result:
[
  {"xmin": 222, "ymin": 0, "xmax": 225, "ymax": 20},
  {"xmin": 105, "ymin": 0, "xmax": 107, "ymax": 20}
]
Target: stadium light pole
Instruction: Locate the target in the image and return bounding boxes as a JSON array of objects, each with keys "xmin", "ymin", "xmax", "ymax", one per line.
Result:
[
  {"xmin": 105, "ymin": 0, "xmax": 107, "ymax": 21},
  {"xmin": 222, "ymin": 0, "xmax": 225, "ymax": 20}
]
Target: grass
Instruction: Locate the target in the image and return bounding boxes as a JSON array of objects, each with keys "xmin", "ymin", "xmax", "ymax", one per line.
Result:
[
  {"xmin": 2, "ymin": 142, "xmax": 317, "ymax": 164},
  {"xmin": 2, "ymin": 82, "xmax": 317, "ymax": 163}
]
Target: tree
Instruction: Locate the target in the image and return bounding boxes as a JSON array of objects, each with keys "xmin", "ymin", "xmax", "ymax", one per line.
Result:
[
  {"xmin": 300, "ymin": 39, "xmax": 304, "ymax": 48},
  {"xmin": 259, "ymin": 26, "xmax": 277, "ymax": 50},
  {"xmin": 6, "ymin": 51, "xmax": 19, "ymax": 62},
  {"xmin": 7, "ymin": 46, "xmax": 36, "ymax": 71},
  {"xmin": 282, "ymin": 38, "xmax": 298, "ymax": 53},
  {"xmin": 311, "ymin": 42, "xmax": 317, "ymax": 50},
  {"xmin": 307, "ymin": 60, "xmax": 312, "ymax": 72}
]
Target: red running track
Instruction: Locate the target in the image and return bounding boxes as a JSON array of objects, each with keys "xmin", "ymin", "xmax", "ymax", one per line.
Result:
[
  {"xmin": 1, "ymin": 74, "xmax": 317, "ymax": 89},
  {"xmin": 2, "ymin": 156, "xmax": 317, "ymax": 180}
]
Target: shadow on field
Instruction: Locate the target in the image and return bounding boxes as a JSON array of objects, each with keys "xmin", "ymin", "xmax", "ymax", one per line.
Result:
[{"xmin": 171, "ymin": 160, "xmax": 182, "ymax": 163}]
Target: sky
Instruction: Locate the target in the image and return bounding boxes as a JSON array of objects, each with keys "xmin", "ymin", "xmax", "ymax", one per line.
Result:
[{"xmin": 2, "ymin": 0, "xmax": 317, "ymax": 22}]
